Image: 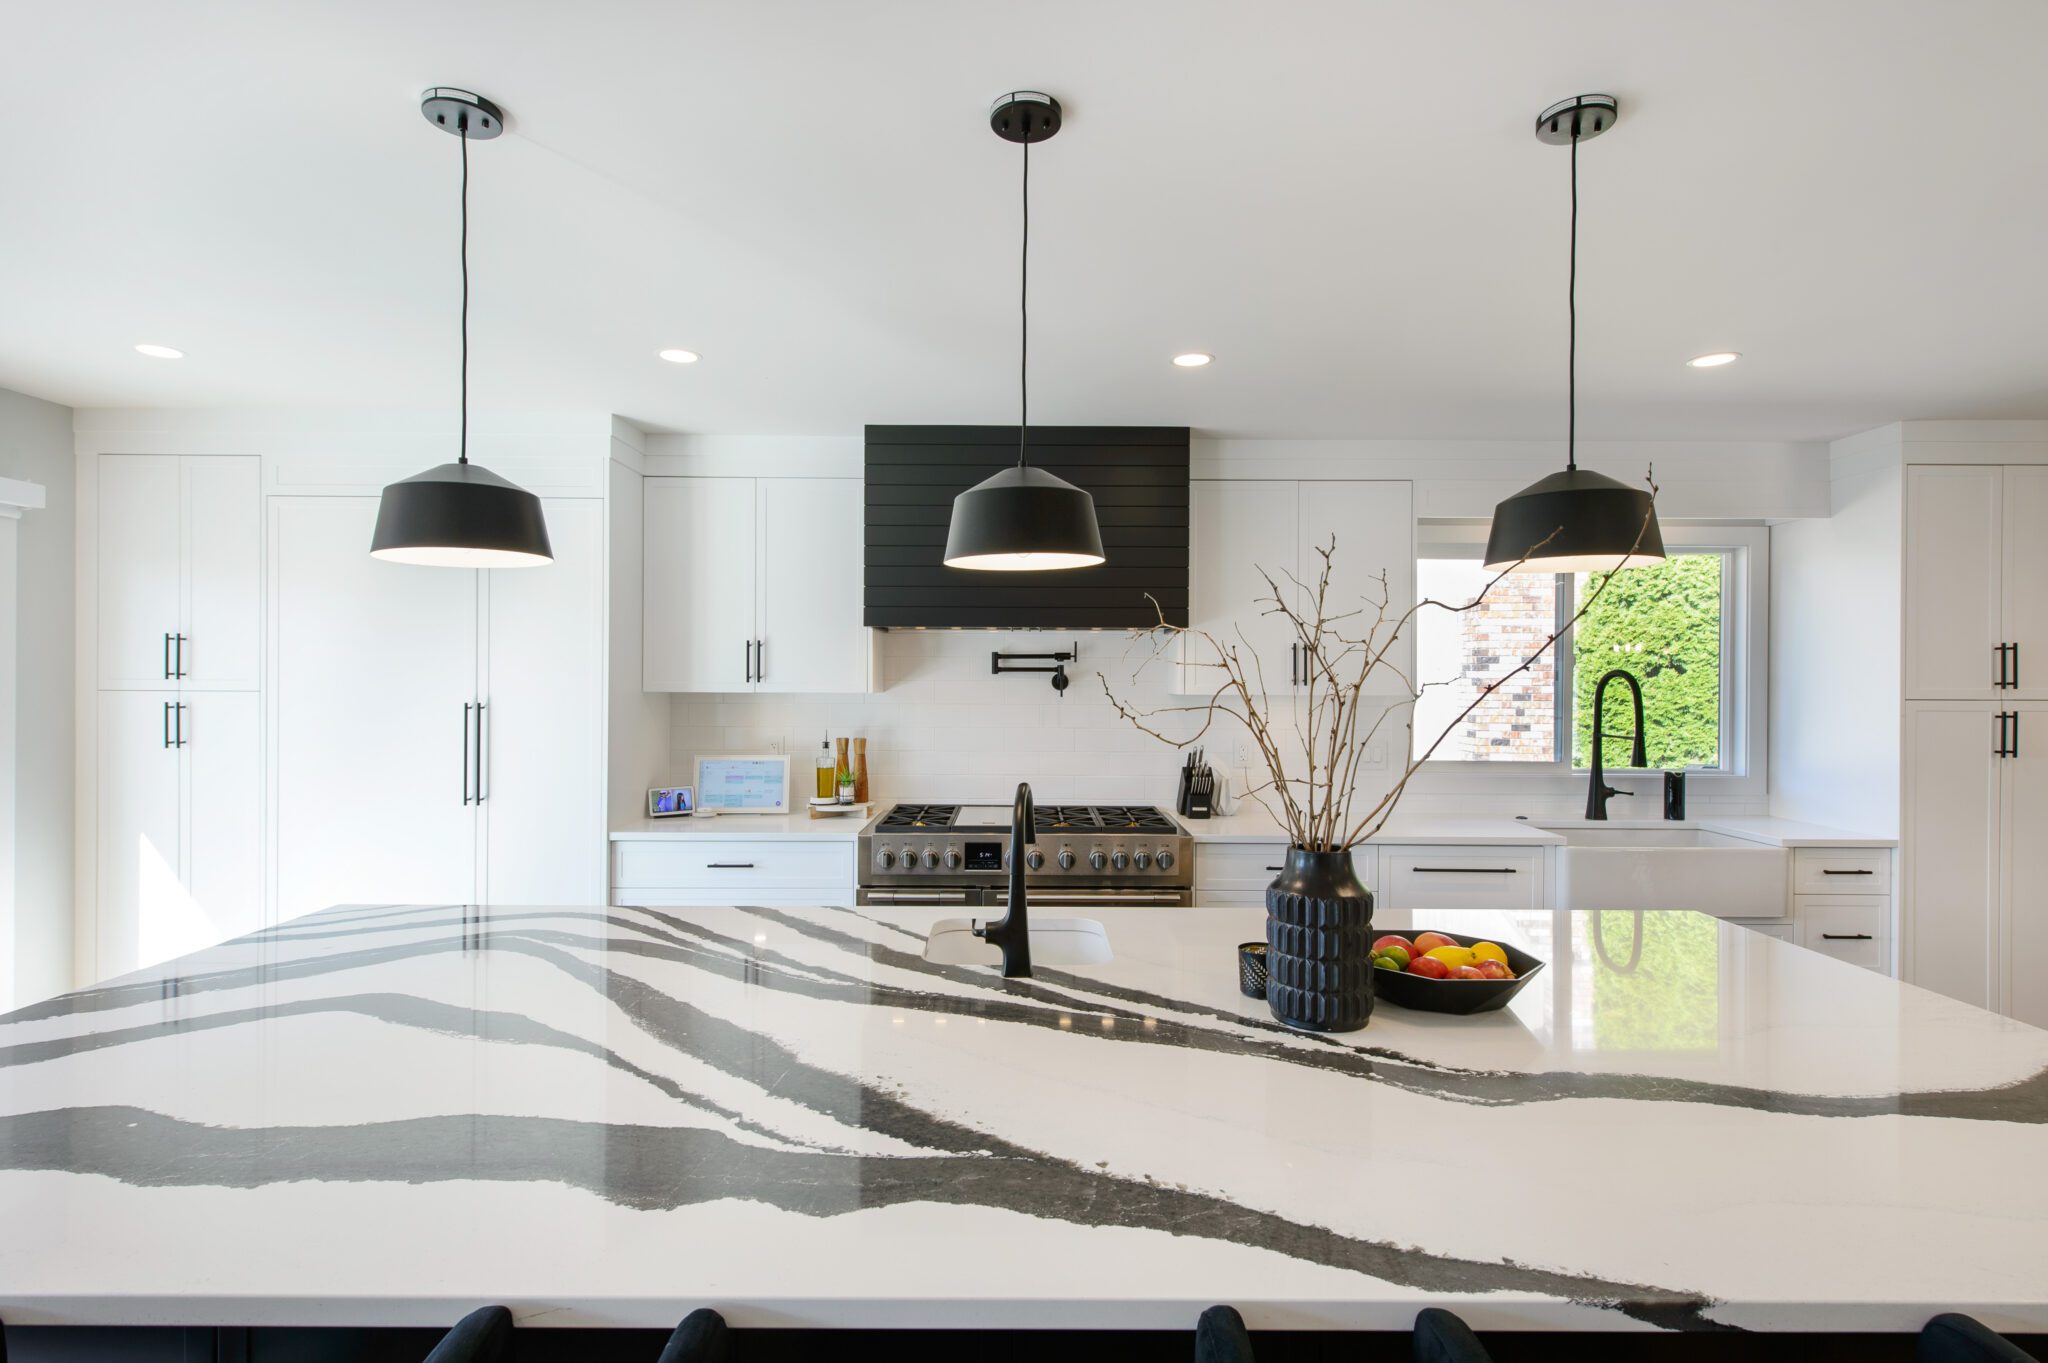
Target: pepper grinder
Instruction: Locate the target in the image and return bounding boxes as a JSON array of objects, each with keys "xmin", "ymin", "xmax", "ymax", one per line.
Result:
[{"xmin": 851, "ymin": 737, "xmax": 870, "ymax": 804}]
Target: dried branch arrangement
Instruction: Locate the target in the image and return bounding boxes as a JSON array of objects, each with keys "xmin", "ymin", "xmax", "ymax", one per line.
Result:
[{"xmin": 1104, "ymin": 479, "xmax": 1659, "ymax": 852}]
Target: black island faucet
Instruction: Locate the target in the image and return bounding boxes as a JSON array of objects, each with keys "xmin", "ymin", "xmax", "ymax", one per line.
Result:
[
  {"xmin": 973, "ymin": 781, "xmax": 1036, "ymax": 978},
  {"xmin": 1585, "ymin": 668, "xmax": 1647, "ymax": 820}
]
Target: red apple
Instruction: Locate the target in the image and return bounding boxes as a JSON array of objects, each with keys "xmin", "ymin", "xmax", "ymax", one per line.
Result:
[
  {"xmin": 1372, "ymin": 934, "xmax": 1416, "ymax": 958},
  {"xmin": 1406, "ymin": 955, "xmax": 1450, "ymax": 980},
  {"xmin": 1450, "ymin": 964, "xmax": 1487, "ymax": 980},
  {"xmin": 1474, "ymin": 959, "xmax": 1513, "ymax": 980},
  {"xmin": 1413, "ymin": 931, "xmax": 1458, "ymax": 955}
]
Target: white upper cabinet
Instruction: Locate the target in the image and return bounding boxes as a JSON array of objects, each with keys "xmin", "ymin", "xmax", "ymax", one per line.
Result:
[
  {"xmin": 1182, "ymin": 479, "xmax": 1414, "ymax": 697},
  {"xmin": 755, "ymin": 477, "xmax": 869, "ymax": 694},
  {"xmin": 643, "ymin": 476, "xmax": 872, "ymax": 694},
  {"xmin": 97, "ymin": 454, "xmax": 261, "ymax": 691},
  {"xmin": 1904, "ymin": 463, "xmax": 2038, "ymax": 699}
]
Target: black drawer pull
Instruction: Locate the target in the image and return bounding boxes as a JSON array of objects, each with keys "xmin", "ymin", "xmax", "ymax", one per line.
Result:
[
  {"xmin": 1264, "ymin": 865, "xmax": 1283, "ymax": 872},
  {"xmin": 1412, "ymin": 866, "xmax": 1517, "ymax": 875},
  {"xmin": 1819, "ymin": 868, "xmax": 1874, "ymax": 876},
  {"xmin": 1820, "ymin": 932, "xmax": 1874, "ymax": 941},
  {"xmin": 706, "ymin": 862, "xmax": 756, "ymax": 869}
]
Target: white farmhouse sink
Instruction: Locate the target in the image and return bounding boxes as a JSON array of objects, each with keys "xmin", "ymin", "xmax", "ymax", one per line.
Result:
[
  {"xmin": 1541, "ymin": 824, "xmax": 1789, "ymax": 917},
  {"xmin": 923, "ymin": 916, "xmax": 1114, "ymax": 967}
]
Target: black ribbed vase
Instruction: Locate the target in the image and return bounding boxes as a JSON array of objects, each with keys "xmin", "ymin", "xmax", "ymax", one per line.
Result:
[{"xmin": 1264, "ymin": 848, "xmax": 1375, "ymax": 1032}]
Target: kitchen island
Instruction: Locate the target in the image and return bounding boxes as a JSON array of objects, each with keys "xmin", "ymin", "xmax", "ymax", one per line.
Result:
[{"xmin": 1, "ymin": 902, "xmax": 2044, "ymax": 1342}]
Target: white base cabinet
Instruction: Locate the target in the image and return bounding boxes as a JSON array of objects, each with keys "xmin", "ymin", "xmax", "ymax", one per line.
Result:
[
  {"xmin": 643, "ymin": 476, "xmax": 873, "ymax": 694},
  {"xmin": 610, "ymin": 839, "xmax": 856, "ymax": 908},
  {"xmin": 271, "ymin": 496, "xmax": 604, "ymax": 924}
]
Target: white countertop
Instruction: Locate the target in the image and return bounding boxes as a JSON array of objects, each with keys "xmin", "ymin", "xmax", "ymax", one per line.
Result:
[
  {"xmin": 1, "ymin": 902, "xmax": 2038, "ymax": 1333},
  {"xmin": 612, "ymin": 811, "xmax": 871, "ymax": 841}
]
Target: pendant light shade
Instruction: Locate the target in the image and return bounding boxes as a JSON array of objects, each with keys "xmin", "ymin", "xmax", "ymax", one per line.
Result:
[
  {"xmin": 943, "ymin": 464, "xmax": 1106, "ymax": 571},
  {"xmin": 1484, "ymin": 94, "xmax": 1662, "ymax": 575},
  {"xmin": 373, "ymin": 88, "xmax": 552, "ymax": 569},
  {"xmin": 942, "ymin": 92, "xmax": 1105, "ymax": 573},
  {"xmin": 370, "ymin": 461, "xmax": 553, "ymax": 567}
]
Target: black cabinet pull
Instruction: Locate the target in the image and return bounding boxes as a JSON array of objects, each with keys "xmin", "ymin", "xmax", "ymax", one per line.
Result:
[
  {"xmin": 174, "ymin": 633, "xmax": 188, "ymax": 679},
  {"xmin": 2014, "ymin": 709, "xmax": 2023, "ymax": 758},
  {"xmin": 162, "ymin": 700, "xmax": 175, "ymax": 749},
  {"xmin": 743, "ymin": 639, "xmax": 753, "ymax": 684},
  {"xmin": 2013, "ymin": 643, "xmax": 2023, "ymax": 689},
  {"xmin": 1820, "ymin": 868, "xmax": 1874, "ymax": 876},
  {"xmin": 755, "ymin": 638, "xmax": 764, "ymax": 682},
  {"xmin": 1820, "ymin": 933, "xmax": 1874, "ymax": 941},
  {"xmin": 175, "ymin": 703, "xmax": 188, "ymax": 748},
  {"xmin": 1997, "ymin": 643, "xmax": 2012, "ymax": 689},
  {"xmin": 1412, "ymin": 866, "xmax": 1518, "ymax": 874},
  {"xmin": 474, "ymin": 703, "xmax": 488, "ymax": 803},
  {"xmin": 163, "ymin": 632, "xmax": 175, "ymax": 680},
  {"xmin": 1265, "ymin": 865, "xmax": 1283, "ymax": 872},
  {"xmin": 462, "ymin": 703, "xmax": 473, "ymax": 805},
  {"xmin": 706, "ymin": 862, "xmax": 756, "ymax": 869}
]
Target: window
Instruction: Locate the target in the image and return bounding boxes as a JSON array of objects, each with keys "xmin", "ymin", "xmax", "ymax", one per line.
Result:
[{"xmin": 1412, "ymin": 536, "xmax": 1743, "ymax": 774}]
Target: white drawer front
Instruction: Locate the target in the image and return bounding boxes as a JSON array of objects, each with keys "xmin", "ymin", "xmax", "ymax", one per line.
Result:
[
  {"xmin": 1195, "ymin": 843, "xmax": 1382, "ymax": 894},
  {"xmin": 1382, "ymin": 847, "xmax": 1544, "ymax": 912},
  {"xmin": 612, "ymin": 840, "xmax": 855, "ymax": 890},
  {"xmin": 613, "ymin": 888, "xmax": 854, "ymax": 909},
  {"xmin": 1793, "ymin": 847, "xmax": 1891, "ymax": 895},
  {"xmin": 1798, "ymin": 895, "xmax": 1890, "ymax": 972}
]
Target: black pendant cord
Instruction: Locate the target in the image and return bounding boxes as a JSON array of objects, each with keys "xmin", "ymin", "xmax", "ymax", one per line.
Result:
[
  {"xmin": 458, "ymin": 120, "xmax": 470, "ymax": 467},
  {"xmin": 1017, "ymin": 135, "xmax": 1030, "ymax": 469},
  {"xmin": 1566, "ymin": 117, "xmax": 1578, "ymax": 474}
]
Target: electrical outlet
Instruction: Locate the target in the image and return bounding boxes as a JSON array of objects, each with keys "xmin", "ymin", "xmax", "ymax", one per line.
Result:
[{"xmin": 1359, "ymin": 741, "xmax": 1388, "ymax": 771}]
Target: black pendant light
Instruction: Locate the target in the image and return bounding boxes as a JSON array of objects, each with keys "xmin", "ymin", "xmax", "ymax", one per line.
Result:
[
  {"xmin": 1484, "ymin": 95, "xmax": 1663, "ymax": 574},
  {"xmin": 943, "ymin": 92, "xmax": 1106, "ymax": 573},
  {"xmin": 372, "ymin": 89, "xmax": 553, "ymax": 569}
]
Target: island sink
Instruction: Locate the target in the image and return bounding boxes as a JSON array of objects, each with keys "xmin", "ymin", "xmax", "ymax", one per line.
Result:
[{"xmin": 925, "ymin": 916, "xmax": 1113, "ymax": 966}]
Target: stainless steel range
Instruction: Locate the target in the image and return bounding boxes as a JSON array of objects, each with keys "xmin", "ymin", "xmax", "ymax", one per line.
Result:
[{"xmin": 857, "ymin": 802, "xmax": 1193, "ymax": 908}]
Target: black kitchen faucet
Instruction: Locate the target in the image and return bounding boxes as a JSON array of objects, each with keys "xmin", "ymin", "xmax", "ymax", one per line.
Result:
[
  {"xmin": 973, "ymin": 782, "xmax": 1036, "ymax": 977},
  {"xmin": 1584, "ymin": 669, "xmax": 1647, "ymax": 820}
]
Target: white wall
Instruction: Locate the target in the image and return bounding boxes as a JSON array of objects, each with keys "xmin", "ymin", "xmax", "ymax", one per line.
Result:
[
  {"xmin": 1768, "ymin": 426, "xmax": 1902, "ymax": 836},
  {"xmin": 0, "ymin": 385, "xmax": 74, "ymax": 1005}
]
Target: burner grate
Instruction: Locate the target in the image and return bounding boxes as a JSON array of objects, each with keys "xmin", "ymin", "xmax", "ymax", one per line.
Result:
[
  {"xmin": 876, "ymin": 803, "xmax": 960, "ymax": 831},
  {"xmin": 1036, "ymin": 804, "xmax": 1178, "ymax": 833}
]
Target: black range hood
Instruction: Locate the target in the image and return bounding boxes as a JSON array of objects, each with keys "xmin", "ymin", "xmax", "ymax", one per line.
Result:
[{"xmin": 864, "ymin": 424, "xmax": 1189, "ymax": 629}]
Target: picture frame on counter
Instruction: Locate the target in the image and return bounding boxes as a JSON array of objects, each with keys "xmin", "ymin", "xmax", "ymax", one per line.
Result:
[
  {"xmin": 647, "ymin": 786, "xmax": 695, "ymax": 819},
  {"xmin": 694, "ymin": 754, "xmax": 792, "ymax": 815}
]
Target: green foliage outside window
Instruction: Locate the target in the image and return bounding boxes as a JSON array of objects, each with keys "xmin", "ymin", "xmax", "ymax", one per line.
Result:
[{"xmin": 1571, "ymin": 554, "xmax": 1723, "ymax": 770}]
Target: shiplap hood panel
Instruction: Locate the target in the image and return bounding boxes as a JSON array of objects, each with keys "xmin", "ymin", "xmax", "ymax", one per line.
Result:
[{"xmin": 863, "ymin": 425, "xmax": 1189, "ymax": 629}]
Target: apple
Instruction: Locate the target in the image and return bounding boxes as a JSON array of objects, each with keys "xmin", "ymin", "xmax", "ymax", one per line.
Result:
[
  {"xmin": 1406, "ymin": 955, "xmax": 1450, "ymax": 980},
  {"xmin": 1450, "ymin": 964, "xmax": 1487, "ymax": 980},
  {"xmin": 1474, "ymin": 959, "xmax": 1513, "ymax": 980},
  {"xmin": 1376, "ymin": 945, "xmax": 1411, "ymax": 970},
  {"xmin": 1371, "ymin": 934, "xmax": 1416, "ymax": 958},
  {"xmin": 1412, "ymin": 931, "xmax": 1458, "ymax": 955}
]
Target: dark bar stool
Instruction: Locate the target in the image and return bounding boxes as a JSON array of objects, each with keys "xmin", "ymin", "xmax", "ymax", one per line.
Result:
[
  {"xmin": 1196, "ymin": 1304, "xmax": 1255, "ymax": 1363},
  {"xmin": 423, "ymin": 1305, "xmax": 514, "ymax": 1363},
  {"xmin": 1922, "ymin": 1314, "xmax": 2042, "ymax": 1363},
  {"xmin": 1414, "ymin": 1308, "xmax": 1493, "ymax": 1363},
  {"xmin": 659, "ymin": 1308, "xmax": 731, "ymax": 1363}
]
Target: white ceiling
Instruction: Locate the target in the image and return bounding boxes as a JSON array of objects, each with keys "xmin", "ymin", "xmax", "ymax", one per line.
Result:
[{"xmin": 4, "ymin": 0, "xmax": 2046, "ymax": 442}]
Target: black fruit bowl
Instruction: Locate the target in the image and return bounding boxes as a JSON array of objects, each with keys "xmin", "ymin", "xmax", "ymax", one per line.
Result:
[{"xmin": 1372, "ymin": 929, "xmax": 1546, "ymax": 1016}]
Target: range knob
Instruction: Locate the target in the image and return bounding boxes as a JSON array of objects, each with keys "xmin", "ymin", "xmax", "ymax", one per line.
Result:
[
  {"xmin": 1133, "ymin": 850, "xmax": 1151, "ymax": 870},
  {"xmin": 1089, "ymin": 849, "xmax": 1108, "ymax": 871},
  {"xmin": 922, "ymin": 848, "xmax": 940, "ymax": 870},
  {"xmin": 1155, "ymin": 848, "xmax": 1176, "ymax": 871},
  {"xmin": 944, "ymin": 848, "xmax": 963, "ymax": 870},
  {"xmin": 1057, "ymin": 848, "xmax": 1075, "ymax": 870},
  {"xmin": 876, "ymin": 848, "xmax": 896, "ymax": 869},
  {"xmin": 899, "ymin": 846, "xmax": 916, "ymax": 869},
  {"xmin": 1026, "ymin": 849, "xmax": 1045, "ymax": 870},
  {"xmin": 1111, "ymin": 849, "xmax": 1131, "ymax": 871}
]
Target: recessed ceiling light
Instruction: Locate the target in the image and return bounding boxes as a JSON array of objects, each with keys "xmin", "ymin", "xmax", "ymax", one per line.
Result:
[
  {"xmin": 657, "ymin": 348, "xmax": 700, "ymax": 364},
  {"xmin": 1687, "ymin": 351, "xmax": 1741, "ymax": 368},
  {"xmin": 1171, "ymin": 352, "xmax": 1213, "ymax": 368},
  {"xmin": 134, "ymin": 343, "xmax": 185, "ymax": 360}
]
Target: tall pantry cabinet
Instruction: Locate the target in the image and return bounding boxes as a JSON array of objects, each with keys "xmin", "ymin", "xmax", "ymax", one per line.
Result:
[
  {"xmin": 89, "ymin": 455, "xmax": 264, "ymax": 977},
  {"xmin": 1902, "ymin": 462, "xmax": 2048, "ymax": 1026}
]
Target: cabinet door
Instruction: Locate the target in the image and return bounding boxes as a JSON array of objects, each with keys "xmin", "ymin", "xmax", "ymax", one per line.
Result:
[
  {"xmin": 1904, "ymin": 465, "xmax": 2003, "ymax": 699},
  {"xmin": 94, "ymin": 691, "xmax": 185, "ymax": 977},
  {"xmin": 2002, "ymin": 467, "xmax": 2048, "ymax": 701},
  {"xmin": 1182, "ymin": 480, "xmax": 1301, "ymax": 695},
  {"xmin": 182, "ymin": 690, "xmax": 264, "ymax": 950},
  {"xmin": 643, "ymin": 478, "xmax": 757, "ymax": 692},
  {"xmin": 97, "ymin": 455, "xmax": 183, "ymax": 689},
  {"xmin": 481, "ymin": 499, "xmax": 604, "ymax": 904},
  {"xmin": 271, "ymin": 497, "xmax": 478, "ymax": 924},
  {"xmin": 1300, "ymin": 481, "xmax": 1414, "ymax": 697},
  {"xmin": 1902, "ymin": 702, "xmax": 2002, "ymax": 1009},
  {"xmin": 180, "ymin": 456, "xmax": 262, "ymax": 690},
  {"xmin": 755, "ymin": 478, "xmax": 870, "ymax": 694},
  {"xmin": 2001, "ymin": 702, "xmax": 2048, "ymax": 1027}
]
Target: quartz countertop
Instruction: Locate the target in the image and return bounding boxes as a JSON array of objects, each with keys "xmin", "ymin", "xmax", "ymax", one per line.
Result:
[
  {"xmin": 1, "ymin": 903, "xmax": 2040, "ymax": 1333},
  {"xmin": 611, "ymin": 811, "xmax": 871, "ymax": 841}
]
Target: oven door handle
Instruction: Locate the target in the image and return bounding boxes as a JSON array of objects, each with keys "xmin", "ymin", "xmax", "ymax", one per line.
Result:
[
  {"xmin": 993, "ymin": 890, "xmax": 1188, "ymax": 905},
  {"xmin": 864, "ymin": 890, "xmax": 973, "ymax": 905}
]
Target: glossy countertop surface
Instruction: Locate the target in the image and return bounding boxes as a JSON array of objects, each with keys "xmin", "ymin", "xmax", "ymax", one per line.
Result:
[{"xmin": 1, "ymin": 904, "xmax": 2037, "ymax": 1332}]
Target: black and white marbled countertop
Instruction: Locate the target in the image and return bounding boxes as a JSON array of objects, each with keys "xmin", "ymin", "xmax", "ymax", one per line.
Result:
[{"xmin": 0, "ymin": 902, "xmax": 2040, "ymax": 1332}]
